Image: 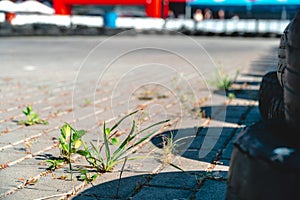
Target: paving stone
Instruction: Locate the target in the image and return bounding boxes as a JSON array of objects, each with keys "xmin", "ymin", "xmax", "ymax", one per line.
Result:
[
  {"xmin": 4, "ymin": 175, "xmax": 76, "ymax": 200},
  {"xmin": 162, "ymin": 156, "xmax": 210, "ymax": 172},
  {"xmin": 212, "ymin": 164, "xmax": 230, "ymax": 180},
  {"xmin": 148, "ymin": 171, "xmax": 199, "ymax": 190},
  {"xmin": 220, "ymin": 130, "xmax": 241, "ymax": 160},
  {"xmin": 132, "ymin": 186, "xmax": 193, "ymax": 200},
  {"xmin": 196, "ymin": 126, "xmax": 236, "ymax": 138},
  {"xmin": 194, "ymin": 179, "xmax": 227, "ymax": 200},
  {"xmin": 72, "ymin": 196, "xmax": 115, "ymax": 200},
  {"xmin": 218, "ymin": 159, "xmax": 231, "ymax": 167},
  {"xmin": 74, "ymin": 172, "xmax": 150, "ymax": 199},
  {"xmin": 0, "ymin": 128, "xmax": 42, "ymax": 146},
  {"xmin": 181, "ymin": 148, "xmax": 219, "ymax": 163},
  {"xmin": 0, "ymin": 149, "xmax": 60, "ymax": 197},
  {"xmin": 221, "ymin": 142, "xmax": 235, "ymax": 160},
  {"xmin": 0, "ymin": 36, "xmax": 277, "ymax": 200}
]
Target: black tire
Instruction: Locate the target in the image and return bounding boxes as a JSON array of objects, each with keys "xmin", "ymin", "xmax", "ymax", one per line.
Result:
[
  {"xmin": 258, "ymin": 71, "xmax": 284, "ymax": 120},
  {"xmin": 277, "ymin": 23, "xmax": 290, "ymax": 87},
  {"xmin": 284, "ymin": 11, "xmax": 300, "ymax": 132},
  {"xmin": 226, "ymin": 120, "xmax": 300, "ymax": 200}
]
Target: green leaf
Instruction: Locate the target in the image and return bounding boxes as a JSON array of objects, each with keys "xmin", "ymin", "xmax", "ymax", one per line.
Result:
[
  {"xmin": 91, "ymin": 174, "xmax": 98, "ymax": 181},
  {"xmin": 72, "ymin": 130, "xmax": 86, "ymax": 141},
  {"xmin": 22, "ymin": 108, "xmax": 28, "ymax": 115},
  {"xmin": 28, "ymin": 106, "xmax": 32, "ymax": 113},
  {"xmin": 74, "ymin": 140, "xmax": 82, "ymax": 148},
  {"xmin": 90, "ymin": 142, "xmax": 101, "ymax": 159},
  {"xmin": 46, "ymin": 159, "xmax": 54, "ymax": 165},
  {"xmin": 111, "ymin": 137, "xmax": 119, "ymax": 146},
  {"xmin": 77, "ymin": 175, "xmax": 86, "ymax": 181},
  {"xmin": 56, "ymin": 159, "xmax": 64, "ymax": 164},
  {"xmin": 110, "ymin": 110, "xmax": 138, "ymax": 132},
  {"xmin": 77, "ymin": 150, "xmax": 89, "ymax": 156},
  {"xmin": 228, "ymin": 92, "xmax": 235, "ymax": 100},
  {"xmin": 77, "ymin": 130, "xmax": 86, "ymax": 138},
  {"xmin": 58, "ymin": 136, "xmax": 66, "ymax": 145},
  {"xmin": 111, "ymin": 120, "xmax": 136, "ymax": 161},
  {"xmin": 61, "ymin": 144, "xmax": 69, "ymax": 153},
  {"xmin": 103, "ymin": 122, "xmax": 111, "ymax": 165},
  {"xmin": 127, "ymin": 130, "xmax": 156, "ymax": 152},
  {"xmin": 137, "ymin": 119, "xmax": 169, "ymax": 135},
  {"xmin": 61, "ymin": 124, "xmax": 71, "ymax": 139},
  {"xmin": 105, "ymin": 128, "xmax": 111, "ymax": 135},
  {"xmin": 79, "ymin": 168, "xmax": 87, "ymax": 174},
  {"xmin": 31, "ymin": 112, "xmax": 38, "ymax": 119}
]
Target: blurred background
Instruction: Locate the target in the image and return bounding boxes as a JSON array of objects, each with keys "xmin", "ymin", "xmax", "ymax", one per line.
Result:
[{"xmin": 0, "ymin": 0, "xmax": 299, "ymax": 36}]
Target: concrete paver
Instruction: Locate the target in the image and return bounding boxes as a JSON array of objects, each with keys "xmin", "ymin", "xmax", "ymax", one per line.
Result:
[
  {"xmin": 194, "ymin": 179, "xmax": 227, "ymax": 200},
  {"xmin": 132, "ymin": 186, "xmax": 193, "ymax": 200},
  {"xmin": 0, "ymin": 35, "xmax": 278, "ymax": 199}
]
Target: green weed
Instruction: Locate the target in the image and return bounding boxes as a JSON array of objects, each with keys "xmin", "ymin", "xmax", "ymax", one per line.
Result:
[
  {"xmin": 77, "ymin": 169, "xmax": 98, "ymax": 184},
  {"xmin": 214, "ymin": 68, "xmax": 239, "ymax": 91},
  {"xmin": 77, "ymin": 110, "xmax": 169, "ymax": 172},
  {"xmin": 160, "ymin": 133, "xmax": 184, "ymax": 172},
  {"xmin": 46, "ymin": 159, "xmax": 64, "ymax": 171},
  {"xmin": 58, "ymin": 122, "xmax": 86, "ymax": 193},
  {"xmin": 227, "ymin": 92, "xmax": 236, "ymax": 100},
  {"xmin": 58, "ymin": 123, "xmax": 86, "ymax": 162},
  {"xmin": 81, "ymin": 98, "xmax": 92, "ymax": 107},
  {"xmin": 18, "ymin": 106, "xmax": 48, "ymax": 126},
  {"xmin": 48, "ymin": 110, "xmax": 168, "ymax": 192}
]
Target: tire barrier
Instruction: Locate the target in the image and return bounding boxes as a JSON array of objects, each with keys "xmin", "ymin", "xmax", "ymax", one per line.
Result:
[
  {"xmin": 228, "ymin": 11, "xmax": 300, "ymax": 200},
  {"xmin": 285, "ymin": 11, "xmax": 300, "ymax": 132},
  {"xmin": 226, "ymin": 120, "xmax": 300, "ymax": 200},
  {"xmin": 258, "ymin": 71, "xmax": 284, "ymax": 120},
  {"xmin": 277, "ymin": 23, "xmax": 290, "ymax": 87}
]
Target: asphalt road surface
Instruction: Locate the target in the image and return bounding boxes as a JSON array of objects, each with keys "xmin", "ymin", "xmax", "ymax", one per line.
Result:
[{"xmin": 1, "ymin": 34, "xmax": 279, "ymax": 80}]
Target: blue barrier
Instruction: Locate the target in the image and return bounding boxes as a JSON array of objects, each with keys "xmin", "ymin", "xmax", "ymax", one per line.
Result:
[{"xmin": 103, "ymin": 12, "xmax": 117, "ymax": 28}]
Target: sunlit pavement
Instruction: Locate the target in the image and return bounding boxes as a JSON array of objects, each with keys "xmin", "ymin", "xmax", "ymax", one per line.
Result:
[{"xmin": 0, "ymin": 35, "xmax": 278, "ymax": 199}]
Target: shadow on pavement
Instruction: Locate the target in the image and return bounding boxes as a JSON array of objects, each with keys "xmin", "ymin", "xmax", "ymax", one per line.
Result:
[
  {"xmin": 230, "ymin": 89, "xmax": 258, "ymax": 101},
  {"xmin": 234, "ymin": 80, "xmax": 261, "ymax": 86},
  {"xmin": 72, "ymin": 170, "xmax": 213, "ymax": 200},
  {"xmin": 151, "ymin": 127, "xmax": 237, "ymax": 163},
  {"xmin": 200, "ymin": 105, "xmax": 255, "ymax": 125}
]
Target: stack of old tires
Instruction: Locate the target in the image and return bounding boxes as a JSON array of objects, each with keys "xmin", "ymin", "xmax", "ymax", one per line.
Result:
[{"xmin": 226, "ymin": 11, "xmax": 300, "ymax": 199}]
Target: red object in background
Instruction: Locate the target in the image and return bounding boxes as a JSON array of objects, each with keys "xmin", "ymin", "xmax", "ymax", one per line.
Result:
[
  {"xmin": 53, "ymin": 0, "xmax": 169, "ymax": 18},
  {"xmin": 163, "ymin": 0, "xmax": 169, "ymax": 19},
  {"xmin": 5, "ymin": 12, "xmax": 16, "ymax": 23}
]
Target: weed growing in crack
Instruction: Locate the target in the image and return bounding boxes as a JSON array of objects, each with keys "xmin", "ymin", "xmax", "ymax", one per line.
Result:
[
  {"xmin": 47, "ymin": 110, "xmax": 169, "ymax": 190},
  {"xmin": 58, "ymin": 123, "xmax": 86, "ymax": 193},
  {"xmin": 227, "ymin": 92, "xmax": 235, "ymax": 100},
  {"xmin": 58, "ymin": 123, "xmax": 86, "ymax": 162},
  {"xmin": 81, "ymin": 98, "xmax": 92, "ymax": 107},
  {"xmin": 18, "ymin": 106, "xmax": 48, "ymax": 126},
  {"xmin": 213, "ymin": 67, "xmax": 239, "ymax": 91},
  {"xmin": 160, "ymin": 133, "xmax": 184, "ymax": 172},
  {"xmin": 46, "ymin": 159, "xmax": 64, "ymax": 171},
  {"xmin": 77, "ymin": 169, "xmax": 98, "ymax": 184},
  {"xmin": 78, "ymin": 110, "xmax": 169, "ymax": 172},
  {"xmin": 161, "ymin": 132, "xmax": 176, "ymax": 166}
]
